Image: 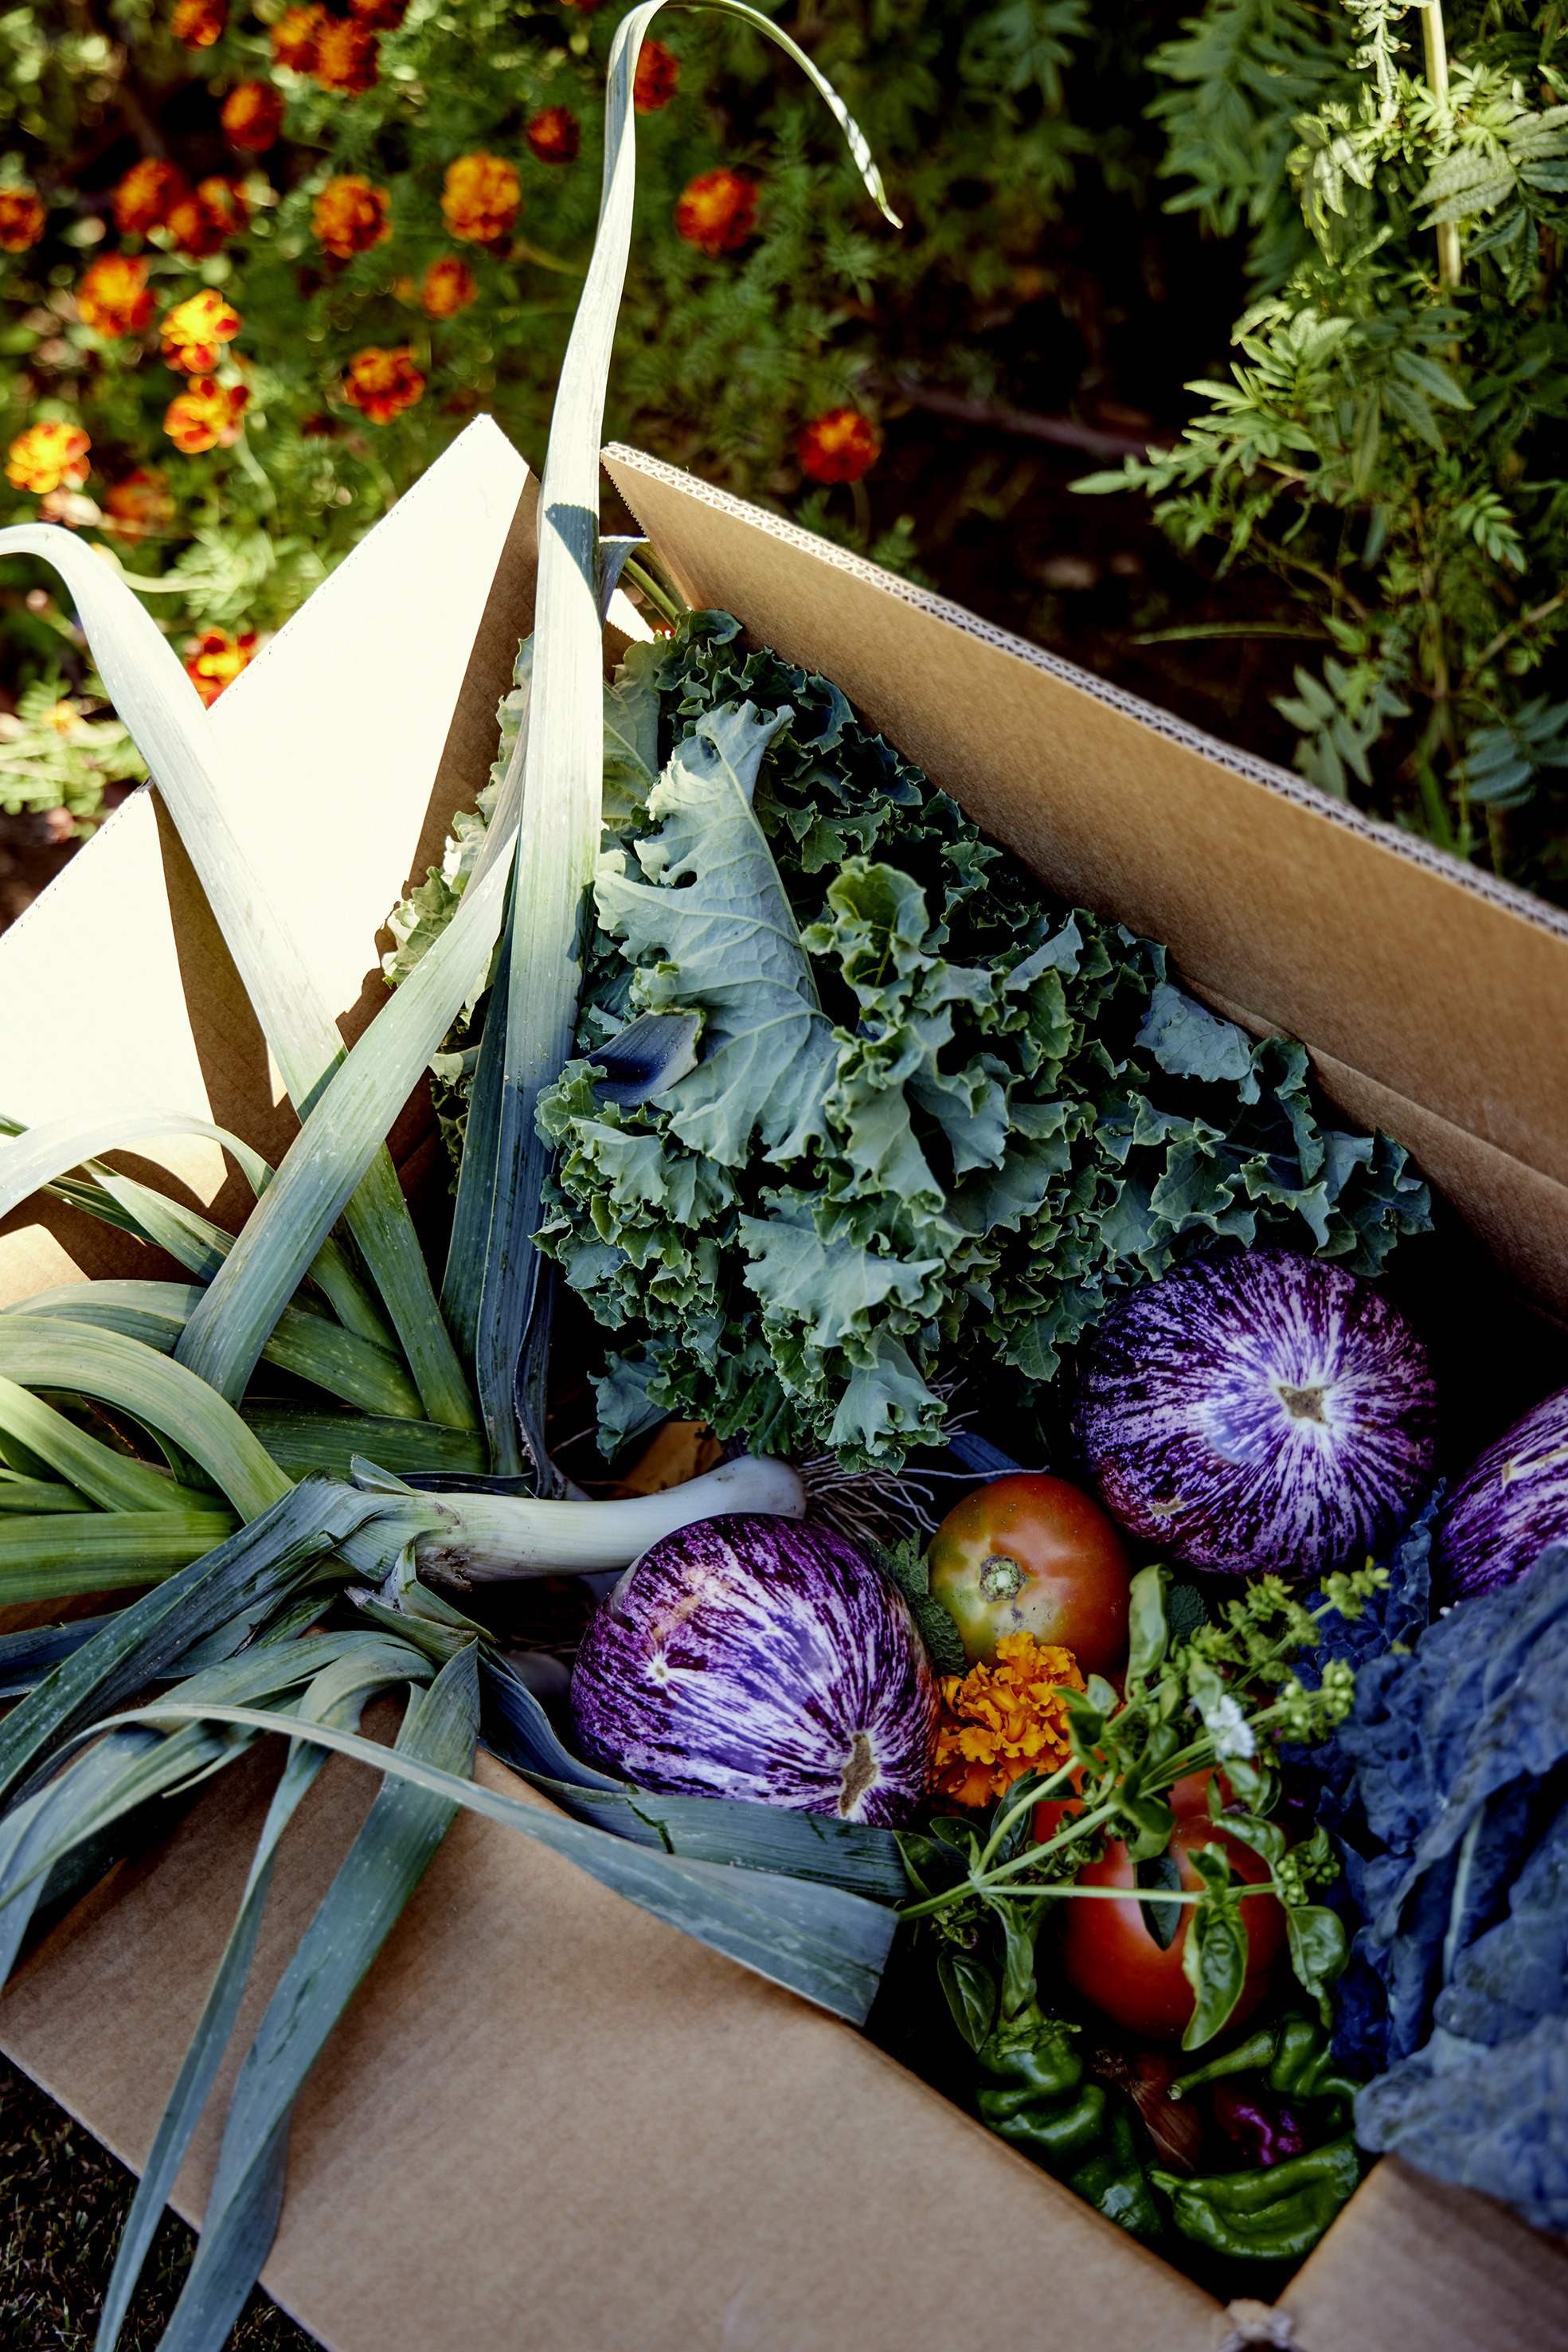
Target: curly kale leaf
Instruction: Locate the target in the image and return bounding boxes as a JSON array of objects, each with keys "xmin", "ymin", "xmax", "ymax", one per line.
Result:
[{"xmin": 534, "ymin": 610, "xmax": 1432, "ymax": 1468}]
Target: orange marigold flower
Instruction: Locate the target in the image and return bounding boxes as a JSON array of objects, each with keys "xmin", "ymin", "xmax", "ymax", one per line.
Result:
[
  {"xmin": 270, "ymin": 2, "xmax": 323, "ymax": 70},
  {"xmin": 633, "ymin": 37, "xmax": 679, "ymax": 112},
  {"xmin": 220, "ymin": 80, "xmax": 285, "ymax": 152},
  {"xmin": 346, "ymin": 0, "xmax": 407, "ymax": 27},
  {"xmin": 184, "ymin": 624, "xmax": 258, "ymax": 707},
  {"xmin": 102, "ymin": 465, "xmax": 174, "ymax": 542},
  {"xmin": 163, "ymin": 375, "xmax": 248, "ymax": 453},
  {"xmin": 931, "ymin": 1631, "xmax": 1087, "ymax": 1810},
  {"xmin": 675, "ymin": 166, "xmax": 756, "ymax": 256},
  {"xmin": 171, "ymin": 0, "xmax": 225, "ymax": 46},
  {"xmin": 312, "ymin": 17, "xmax": 378, "ymax": 92},
  {"xmin": 311, "ymin": 174, "xmax": 391, "ymax": 260},
  {"xmin": 6, "ymin": 420, "xmax": 92, "ymax": 495},
  {"xmin": 341, "ymin": 343, "xmax": 424, "ymax": 423},
  {"xmin": 526, "ymin": 106, "xmax": 579, "ymax": 166},
  {"xmin": 112, "ymin": 158, "xmax": 189, "ymax": 237},
  {"xmin": 798, "ymin": 405, "xmax": 881, "ymax": 485},
  {"xmin": 0, "ymin": 186, "xmax": 47, "ymax": 253},
  {"xmin": 76, "ymin": 254, "xmax": 154, "ymax": 339},
  {"xmin": 162, "ymin": 287, "xmax": 242, "ymax": 374},
  {"xmin": 419, "ymin": 256, "xmax": 476, "ymax": 319},
  {"xmin": 440, "ymin": 152, "xmax": 521, "ymax": 245},
  {"xmin": 166, "ymin": 176, "xmax": 247, "ymax": 258}
]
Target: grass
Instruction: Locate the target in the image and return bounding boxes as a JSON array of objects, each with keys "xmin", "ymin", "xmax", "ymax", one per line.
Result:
[{"xmin": 0, "ymin": 2057, "xmax": 318, "ymax": 2351}]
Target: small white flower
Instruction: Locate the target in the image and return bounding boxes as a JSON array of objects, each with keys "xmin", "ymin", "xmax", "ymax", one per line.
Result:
[{"xmin": 1206, "ymin": 1693, "xmax": 1257, "ymax": 1762}]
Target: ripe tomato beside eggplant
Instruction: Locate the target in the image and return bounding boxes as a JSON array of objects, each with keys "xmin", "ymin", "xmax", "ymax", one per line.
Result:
[
  {"xmin": 1035, "ymin": 1771, "xmax": 1287, "ymax": 2044},
  {"xmin": 927, "ymin": 1472, "xmax": 1133, "ymax": 1676}
]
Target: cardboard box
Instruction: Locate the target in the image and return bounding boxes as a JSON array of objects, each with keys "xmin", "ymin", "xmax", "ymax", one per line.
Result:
[{"xmin": 1, "ymin": 416, "xmax": 1566, "ymax": 2349}]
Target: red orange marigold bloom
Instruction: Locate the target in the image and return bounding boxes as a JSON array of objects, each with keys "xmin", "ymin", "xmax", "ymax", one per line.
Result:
[
  {"xmin": 163, "ymin": 376, "xmax": 248, "ymax": 453},
  {"xmin": 0, "ymin": 186, "xmax": 47, "ymax": 252},
  {"xmin": 184, "ymin": 625, "xmax": 258, "ymax": 707},
  {"xmin": 166, "ymin": 176, "xmax": 247, "ymax": 258},
  {"xmin": 6, "ymin": 421, "xmax": 91, "ymax": 495},
  {"xmin": 440, "ymin": 153, "xmax": 521, "ymax": 245},
  {"xmin": 221, "ymin": 81, "xmax": 285, "ymax": 152},
  {"xmin": 76, "ymin": 254, "xmax": 154, "ymax": 339},
  {"xmin": 342, "ymin": 344, "xmax": 424, "ymax": 423},
  {"xmin": 346, "ymin": 0, "xmax": 407, "ymax": 27},
  {"xmin": 102, "ymin": 466, "xmax": 174, "ymax": 542},
  {"xmin": 162, "ymin": 287, "xmax": 242, "ymax": 374},
  {"xmin": 797, "ymin": 405, "xmax": 881, "ymax": 484},
  {"xmin": 311, "ymin": 174, "xmax": 391, "ymax": 260},
  {"xmin": 270, "ymin": 2, "xmax": 323, "ymax": 70},
  {"xmin": 675, "ymin": 167, "xmax": 756, "ymax": 256},
  {"xmin": 419, "ymin": 256, "xmax": 476, "ymax": 319},
  {"xmin": 633, "ymin": 38, "xmax": 679, "ymax": 112},
  {"xmin": 112, "ymin": 158, "xmax": 189, "ymax": 237},
  {"xmin": 171, "ymin": 0, "xmax": 225, "ymax": 46},
  {"xmin": 312, "ymin": 17, "xmax": 379, "ymax": 92},
  {"xmin": 526, "ymin": 106, "xmax": 579, "ymax": 166}
]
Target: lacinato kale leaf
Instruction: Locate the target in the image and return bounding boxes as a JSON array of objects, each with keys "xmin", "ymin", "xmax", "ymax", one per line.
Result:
[
  {"xmin": 1322, "ymin": 1543, "xmax": 1568, "ymax": 2233},
  {"xmin": 534, "ymin": 610, "xmax": 1432, "ymax": 1468}
]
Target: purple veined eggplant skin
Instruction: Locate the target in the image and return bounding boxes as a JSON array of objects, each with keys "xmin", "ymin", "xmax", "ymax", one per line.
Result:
[
  {"xmin": 1072, "ymin": 1246, "xmax": 1438, "ymax": 1579},
  {"xmin": 569, "ymin": 1514, "xmax": 938, "ymax": 1826},
  {"xmin": 1432, "ymin": 1386, "xmax": 1568, "ymax": 1604}
]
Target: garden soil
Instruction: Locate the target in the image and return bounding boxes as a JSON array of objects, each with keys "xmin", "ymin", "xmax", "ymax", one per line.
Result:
[{"xmin": 0, "ymin": 418, "xmax": 1565, "ymax": 2350}]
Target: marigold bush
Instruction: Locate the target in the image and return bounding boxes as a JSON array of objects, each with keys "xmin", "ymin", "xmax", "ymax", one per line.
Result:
[
  {"xmin": 797, "ymin": 407, "xmax": 879, "ymax": 485},
  {"xmin": 342, "ymin": 344, "xmax": 424, "ymax": 422},
  {"xmin": 0, "ymin": 186, "xmax": 45, "ymax": 252},
  {"xmin": 162, "ymin": 290, "xmax": 242, "ymax": 376},
  {"xmin": 220, "ymin": 81, "xmax": 283, "ymax": 153},
  {"xmin": 76, "ymin": 254, "xmax": 153, "ymax": 340},
  {"xmin": 311, "ymin": 174, "xmax": 391, "ymax": 259},
  {"xmin": 675, "ymin": 166, "xmax": 755, "ymax": 256},
  {"xmin": 6, "ymin": 421, "xmax": 90, "ymax": 494},
  {"xmin": 526, "ymin": 107, "xmax": 580, "ymax": 167},
  {"xmin": 440, "ymin": 153, "xmax": 521, "ymax": 245},
  {"xmin": 183, "ymin": 624, "xmax": 257, "ymax": 705},
  {"xmin": 162, "ymin": 377, "xmax": 248, "ymax": 454},
  {"xmin": 419, "ymin": 257, "xmax": 476, "ymax": 320}
]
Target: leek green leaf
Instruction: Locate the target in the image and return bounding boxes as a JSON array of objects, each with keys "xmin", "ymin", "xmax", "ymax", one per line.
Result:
[
  {"xmin": 151, "ymin": 1644, "xmax": 477, "ymax": 2352},
  {"xmin": 95, "ymin": 1631, "xmax": 436, "ymax": 2352},
  {"xmin": 15, "ymin": 1282, "xmax": 424, "ymax": 1420},
  {"xmin": 0, "ymin": 1371, "xmax": 180, "ymax": 1512},
  {"xmin": 0, "ymin": 1318, "xmax": 290, "ymax": 1517},
  {"xmin": 0, "ymin": 530, "xmax": 472, "ymax": 1430},
  {"xmin": 241, "ymin": 1407, "xmax": 487, "ymax": 1481},
  {"xmin": 0, "ymin": 1477, "xmax": 386, "ymax": 1810},
  {"xmin": 105, "ymin": 1689, "xmax": 898, "ymax": 2022},
  {"xmin": 0, "ymin": 1511, "xmax": 237, "ymax": 1604}
]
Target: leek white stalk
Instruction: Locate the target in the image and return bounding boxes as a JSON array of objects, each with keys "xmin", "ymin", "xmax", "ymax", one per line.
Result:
[{"xmin": 354, "ymin": 1454, "xmax": 807, "ymax": 1586}]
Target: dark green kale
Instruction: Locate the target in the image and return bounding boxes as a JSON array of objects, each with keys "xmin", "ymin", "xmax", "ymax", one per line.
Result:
[{"xmin": 534, "ymin": 610, "xmax": 1433, "ymax": 1467}]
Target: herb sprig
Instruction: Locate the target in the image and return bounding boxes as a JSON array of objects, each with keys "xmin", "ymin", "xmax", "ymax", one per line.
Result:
[{"xmin": 897, "ymin": 1562, "xmax": 1383, "ymax": 2053}]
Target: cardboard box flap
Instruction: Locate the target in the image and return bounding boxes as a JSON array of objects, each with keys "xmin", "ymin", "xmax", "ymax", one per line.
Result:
[
  {"xmin": 604, "ymin": 445, "xmax": 1568, "ymax": 1323},
  {"xmin": 0, "ymin": 416, "xmax": 538, "ymax": 1301}
]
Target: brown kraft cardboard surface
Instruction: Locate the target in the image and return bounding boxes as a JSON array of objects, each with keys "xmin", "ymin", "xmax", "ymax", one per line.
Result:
[{"xmin": 0, "ymin": 419, "xmax": 1562, "ymax": 2346}]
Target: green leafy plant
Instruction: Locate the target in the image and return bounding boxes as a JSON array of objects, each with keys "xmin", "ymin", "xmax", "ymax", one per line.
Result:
[
  {"xmin": 1089, "ymin": 0, "xmax": 1568, "ymax": 895},
  {"xmin": 897, "ymin": 1560, "xmax": 1380, "ymax": 2053}
]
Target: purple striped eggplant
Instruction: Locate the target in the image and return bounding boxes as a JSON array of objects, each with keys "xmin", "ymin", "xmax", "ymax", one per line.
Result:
[
  {"xmin": 569, "ymin": 1514, "xmax": 937, "ymax": 1824},
  {"xmin": 1072, "ymin": 1247, "xmax": 1437, "ymax": 1579},
  {"xmin": 1433, "ymin": 1386, "xmax": 1568, "ymax": 1604}
]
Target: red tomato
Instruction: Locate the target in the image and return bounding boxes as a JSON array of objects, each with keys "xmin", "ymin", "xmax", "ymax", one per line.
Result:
[
  {"xmin": 926, "ymin": 1473, "xmax": 1132, "ymax": 1675},
  {"xmin": 1050, "ymin": 1776, "xmax": 1286, "ymax": 2044}
]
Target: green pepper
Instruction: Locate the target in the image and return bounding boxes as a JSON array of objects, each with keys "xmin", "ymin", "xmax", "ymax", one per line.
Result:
[
  {"xmin": 1066, "ymin": 2103, "xmax": 1166, "ymax": 2242},
  {"xmin": 976, "ymin": 2006, "xmax": 1159, "ymax": 2240},
  {"xmin": 1150, "ymin": 2134, "xmax": 1363, "ymax": 2263},
  {"xmin": 1171, "ymin": 2011, "xmax": 1360, "ymax": 2122}
]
